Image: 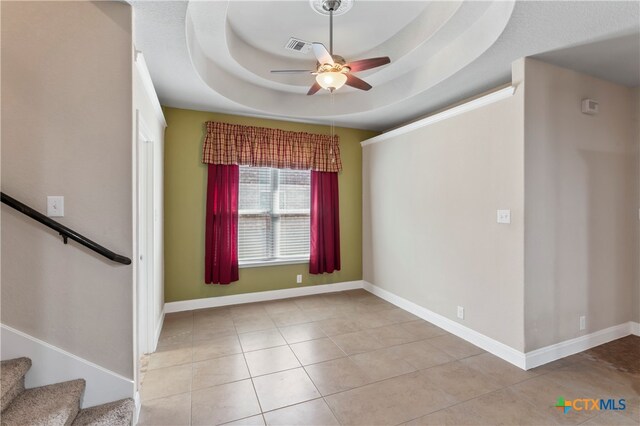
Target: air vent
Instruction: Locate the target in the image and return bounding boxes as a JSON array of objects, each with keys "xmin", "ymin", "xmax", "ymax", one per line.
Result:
[{"xmin": 284, "ymin": 38, "xmax": 312, "ymax": 54}]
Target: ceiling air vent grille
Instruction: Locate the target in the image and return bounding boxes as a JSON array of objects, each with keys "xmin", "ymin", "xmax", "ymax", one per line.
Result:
[{"xmin": 284, "ymin": 38, "xmax": 312, "ymax": 54}]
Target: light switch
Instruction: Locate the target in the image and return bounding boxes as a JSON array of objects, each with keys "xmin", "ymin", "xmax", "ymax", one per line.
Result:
[
  {"xmin": 496, "ymin": 209, "xmax": 511, "ymax": 224},
  {"xmin": 47, "ymin": 196, "xmax": 64, "ymax": 217}
]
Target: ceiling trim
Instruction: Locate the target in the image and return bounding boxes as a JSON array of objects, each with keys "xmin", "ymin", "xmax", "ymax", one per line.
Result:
[{"xmin": 361, "ymin": 85, "xmax": 516, "ymax": 147}]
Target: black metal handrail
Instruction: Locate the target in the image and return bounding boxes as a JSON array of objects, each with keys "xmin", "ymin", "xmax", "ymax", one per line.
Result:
[{"xmin": 1, "ymin": 192, "xmax": 131, "ymax": 265}]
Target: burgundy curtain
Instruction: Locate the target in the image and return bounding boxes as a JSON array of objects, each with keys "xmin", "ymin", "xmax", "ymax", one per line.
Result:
[
  {"xmin": 205, "ymin": 164, "xmax": 239, "ymax": 284},
  {"xmin": 310, "ymin": 171, "xmax": 340, "ymax": 274}
]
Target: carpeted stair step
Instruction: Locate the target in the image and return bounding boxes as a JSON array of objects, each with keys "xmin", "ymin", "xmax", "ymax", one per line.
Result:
[
  {"xmin": 1, "ymin": 357, "xmax": 32, "ymax": 412},
  {"xmin": 1, "ymin": 378, "xmax": 85, "ymax": 426},
  {"xmin": 72, "ymin": 398, "xmax": 134, "ymax": 426}
]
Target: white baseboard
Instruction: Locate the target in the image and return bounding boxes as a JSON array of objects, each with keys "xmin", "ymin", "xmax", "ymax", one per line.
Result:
[
  {"xmin": 1, "ymin": 324, "xmax": 134, "ymax": 408},
  {"xmin": 362, "ymin": 281, "xmax": 527, "ymax": 369},
  {"xmin": 362, "ymin": 281, "xmax": 637, "ymax": 371},
  {"xmin": 153, "ymin": 308, "xmax": 165, "ymax": 353},
  {"xmin": 165, "ymin": 280, "xmax": 363, "ymax": 313},
  {"xmin": 525, "ymin": 322, "xmax": 634, "ymax": 369},
  {"xmin": 133, "ymin": 391, "xmax": 141, "ymax": 426}
]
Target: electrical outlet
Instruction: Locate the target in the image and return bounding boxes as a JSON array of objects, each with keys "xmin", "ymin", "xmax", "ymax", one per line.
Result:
[
  {"xmin": 296, "ymin": 274, "xmax": 302, "ymax": 284},
  {"xmin": 579, "ymin": 316, "xmax": 586, "ymax": 331},
  {"xmin": 457, "ymin": 306, "xmax": 464, "ymax": 320},
  {"xmin": 496, "ymin": 209, "xmax": 511, "ymax": 224}
]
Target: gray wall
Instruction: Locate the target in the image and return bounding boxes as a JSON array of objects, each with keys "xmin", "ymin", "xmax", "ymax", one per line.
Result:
[
  {"xmin": 523, "ymin": 59, "xmax": 639, "ymax": 351},
  {"xmin": 1, "ymin": 1, "xmax": 134, "ymax": 378},
  {"xmin": 362, "ymin": 58, "xmax": 638, "ymax": 354},
  {"xmin": 362, "ymin": 61, "xmax": 527, "ymax": 352}
]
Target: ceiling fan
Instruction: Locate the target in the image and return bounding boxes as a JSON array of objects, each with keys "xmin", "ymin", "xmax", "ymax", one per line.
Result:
[{"xmin": 270, "ymin": 0, "xmax": 391, "ymax": 95}]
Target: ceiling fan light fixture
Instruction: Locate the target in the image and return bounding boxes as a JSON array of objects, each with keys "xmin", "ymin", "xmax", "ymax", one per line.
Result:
[{"xmin": 316, "ymin": 71, "xmax": 347, "ymax": 92}]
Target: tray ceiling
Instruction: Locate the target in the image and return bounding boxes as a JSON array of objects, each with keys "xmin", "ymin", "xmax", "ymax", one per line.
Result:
[{"xmin": 133, "ymin": 1, "xmax": 640, "ymax": 131}]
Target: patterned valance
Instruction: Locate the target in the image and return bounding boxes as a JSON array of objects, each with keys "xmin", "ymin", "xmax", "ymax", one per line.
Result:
[{"xmin": 202, "ymin": 121, "xmax": 342, "ymax": 173}]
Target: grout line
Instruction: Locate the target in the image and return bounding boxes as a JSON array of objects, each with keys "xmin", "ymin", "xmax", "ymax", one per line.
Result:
[{"xmin": 233, "ymin": 322, "xmax": 266, "ymax": 417}]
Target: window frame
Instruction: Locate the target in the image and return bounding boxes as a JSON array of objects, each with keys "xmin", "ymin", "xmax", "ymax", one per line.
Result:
[{"xmin": 238, "ymin": 166, "xmax": 311, "ymax": 268}]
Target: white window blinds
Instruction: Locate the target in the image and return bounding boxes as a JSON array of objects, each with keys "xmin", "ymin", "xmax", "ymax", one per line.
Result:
[{"xmin": 238, "ymin": 166, "xmax": 310, "ymax": 264}]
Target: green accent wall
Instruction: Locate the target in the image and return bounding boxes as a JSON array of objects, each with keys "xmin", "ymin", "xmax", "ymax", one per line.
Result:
[{"xmin": 163, "ymin": 107, "xmax": 378, "ymax": 302}]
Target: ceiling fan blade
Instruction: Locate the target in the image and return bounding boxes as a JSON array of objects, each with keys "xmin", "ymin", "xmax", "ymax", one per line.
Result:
[
  {"xmin": 346, "ymin": 57, "xmax": 391, "ymax": 72},
  {"xmin": 270, "ymin": 70, "xmax": 315, "ymax": 74},
  {"xmin": 345, "ymin": 74, "xmax": 372, "ymax": 91},
  {"xmin": 312, "ymin": 43, "xmax": 334, "ymax": 65},
  {"xmin": 307, "ymin": 82, "xmax": 322, "ymax": 95}
]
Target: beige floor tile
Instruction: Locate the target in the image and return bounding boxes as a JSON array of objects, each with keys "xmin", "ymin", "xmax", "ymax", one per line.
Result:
[
  {"xmin": 263, "ymin": 398, "xmax": 340, "ymax": 426},
  {"xmin": 229, "ymin": 303, "xmax": 268, "ymax": 319},
  {"xmin": 165, "ymin": 311, "xmax": 195, "ymax": 320},
  {"xmin": 304, "ymin": 357, "xmax": 373, "ymax": 395},
  {"xmin": 263, "ymin": 300, "xmax": 300, "ymax": 315},
  {"xmin": 292, "ymin": 296, "xmax": 329, "ymax": 310},
  {"xmin": 581, "ymin": 411, "xmax": 639, "ymax": 425},
  {"xmin": 221, "ymin": 415, "xmax": 266, "ymax": 426},
  {"xmin": 147, "ymin": 345, "xmax": 193, "ymax": 370},
  {"xmin": 404, "ymin": 407, "xmax": 469, "ymax": 425},
  {"xmin": 269, "ymin": 309, "xmax": 311, "ymax": 327},
  {"xmin": 191, "ymin": 379, "xmax": 262, "ymax": 426},
  {"xmin": 510, "ymin": 375, "xmax": 600, "ymax": 424},
  {"xmin": 193, "ymin": 321, "xmax": 237, "ymax": 342},
  {"xmin": 364, "ymin": 323, "xmax": 420, "ymax": 347},
  {"xmin": 290, "ymin": 338, "xmax": 346, "ymax": 365},
  {"xmin": 331, "ymin": 330, "xmax": 385, "ymax": 355},
  {"xmin": 138, "ymin": 392, "xmax": 191, "ymax": 426},
  {"xmin": 427, "ymin": 334, "xmax": 484, "ymax": 359},
  {"xmin": 245, "ymin": 345, "xmax": 301, "ymax": 377},
  {"xmin": 408, "ymin": 387, "xmax": 558, "ymax": 425},
  {"xmin": 278, "ymin": 323, "xmax": 327, "ymax": 344},
  {"xmin": 192, "ymin": 334, "xmax": 243, "ymax": 362},
  {"xmin": 161, "ymin": 315, "xmax": 193, "ymax": 337},
  {"xmin": 238, "ymin": 329, "xmax": 286, "ymax": 352},
  {"xmin": 325, "ymin": 371, "xmax": 456, "ymax": 425},
  {"xmin": 418, "ymin": 361, "xmax": 502, "ymax": 402},
  {"xmin": 460, "ymin": 352, "xmax": 540, "ymax": 386},
  {"xmin": 545, "ymin": 361, "xmax": 640, "ymax": 397},
  {"xmin": 353, "ymin": 300, "xmax": 397, "ymax": 314},
  {"xmin": 234, "ymin": 315, "xmax": 277, "ymax": 334},
  {"xmin": 379, "ymin": 308, "xmax": 420, "ymax": 324},
  {"xmin": 193, "ymin": 308, "xmax": 234, "ymax": 325},
  {"xmin": 193, "ymin": 306, "xmax": 231, "ymax": 319},
  {"xmin": 304, "ymin": 307, "xmax": 344, "ymax": 322},
  {"xmin": 157, "ymin": 332, "xmax": 192, "ymax": 350},
  {"xmin": 350, "ymin": 348, "xmax": 416, "ymax": 382},
  {"xmin": 322, "ymin": 291, "xmax": 356, "ymax": 304},
  {"xmin": 192, "ymin": 353, "xmax": 250, "ymax": 390},
  {"xmin": 400, "ymin": 320, "xmax": 449, "ymax": 339},
  {"xmin": 193, "ymin": 316, "xmax": 235, "ymax": 333},
  {"xmin": 252, "ymin": 368, "xmax": 321, "ymax": 412},
  {"xmin": 352, "ymin": 311, "xmax": 397, "ymax": 329},
  {"xmin": 621, "ymin": 397, "xmax": 639, "ymax": 422},
  {"xmin": 379, "ymin": 340, "xmax": 454, "ymax": 370},
  {"xmin": 316, "ymin": 317, "xmax": 361, "ymax": 336},
  {"xmin": 140, "ymin": 364, "xmax": 192, "ymax": 401}
]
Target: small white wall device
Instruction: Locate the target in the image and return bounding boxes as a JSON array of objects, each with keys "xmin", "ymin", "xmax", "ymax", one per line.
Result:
[{"xmin": 581, "ymin": 98, "xmax": 599, "ymax": 115}]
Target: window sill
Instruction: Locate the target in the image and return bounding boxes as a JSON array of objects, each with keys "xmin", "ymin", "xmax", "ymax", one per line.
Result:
[{"xmin": 239, "ymin": 258, "xmax": 309, "ymax": 269}]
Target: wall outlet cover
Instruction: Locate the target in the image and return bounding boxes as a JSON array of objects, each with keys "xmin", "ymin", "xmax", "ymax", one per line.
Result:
[
  {"xmin": 496, "ymin": 209, "xmax": 511, "ymax": 224},
  {"xmin": 457, "ymin": 306, "xmax": 464, "ymax": 320}
]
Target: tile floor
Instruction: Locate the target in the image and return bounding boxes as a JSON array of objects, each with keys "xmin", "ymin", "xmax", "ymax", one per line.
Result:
[{"xmin": 138, "ymin": 289, "xmax": 640, "ymax": 425}]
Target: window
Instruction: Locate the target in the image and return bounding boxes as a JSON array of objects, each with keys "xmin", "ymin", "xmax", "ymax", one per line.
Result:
[{"xmin": 238, "ymin": 166, "xmax": 310, "ymax": 265}]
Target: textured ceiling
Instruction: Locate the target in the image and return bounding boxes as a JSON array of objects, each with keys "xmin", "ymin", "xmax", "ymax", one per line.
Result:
[{"xmin": 133, "ymin": 1, "xmax": 640, "ymax": 131}]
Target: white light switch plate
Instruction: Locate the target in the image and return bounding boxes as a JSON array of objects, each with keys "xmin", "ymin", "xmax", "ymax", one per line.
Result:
[
  {"xmin": 497, "ymin": 209, "xmax": 511, "ymax": 224},
  {"xmin": 47, "ymin": 196, "xmax": 64, "ymax": 217}
]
